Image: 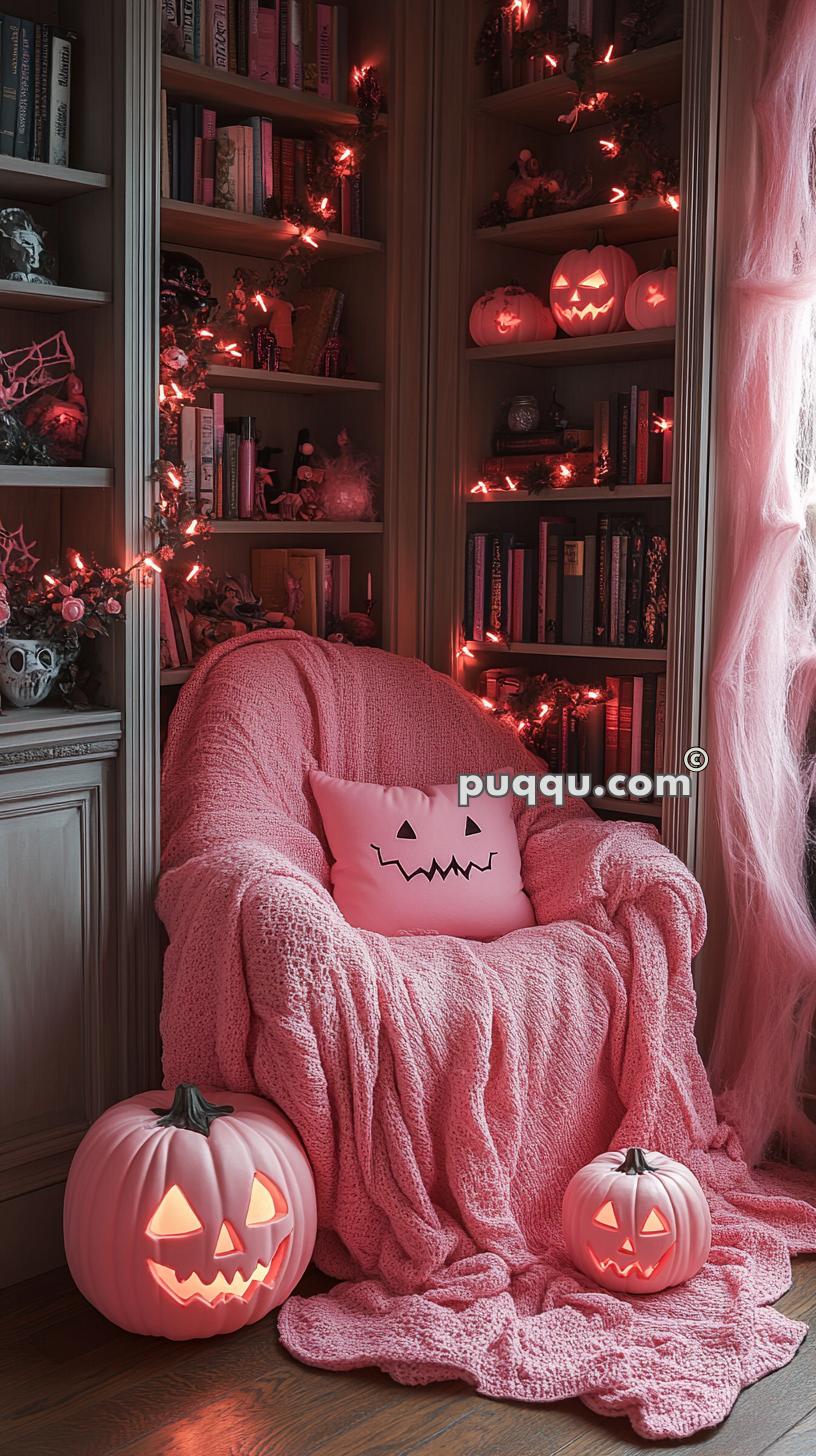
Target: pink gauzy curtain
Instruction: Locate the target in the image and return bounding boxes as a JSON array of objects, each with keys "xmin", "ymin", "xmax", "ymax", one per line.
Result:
[{"xmin": 709, "ymin": 0, "xmax": 816, "ymax": 1162}]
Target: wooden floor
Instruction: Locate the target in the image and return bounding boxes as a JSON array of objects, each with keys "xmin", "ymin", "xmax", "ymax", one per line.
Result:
[{"xmin": 1, "ymin": 1258, "xmax": 815, "ymax": 1456}]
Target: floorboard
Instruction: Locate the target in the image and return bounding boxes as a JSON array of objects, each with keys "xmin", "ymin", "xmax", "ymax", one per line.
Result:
[{"xmin": 1, "ymin": 1257, "xmax": 814, "ymax": 1456}]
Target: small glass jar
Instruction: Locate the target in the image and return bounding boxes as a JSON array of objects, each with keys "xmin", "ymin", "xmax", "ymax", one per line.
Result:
[{"xmin": 507, "ymin": 394, "xmax": 540, "ymax": 433}]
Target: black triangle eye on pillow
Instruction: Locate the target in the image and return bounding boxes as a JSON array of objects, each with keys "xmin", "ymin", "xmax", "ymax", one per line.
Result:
[{"xmin": 309, "ymin": 770, "xmax": 536, "ymax": 941}]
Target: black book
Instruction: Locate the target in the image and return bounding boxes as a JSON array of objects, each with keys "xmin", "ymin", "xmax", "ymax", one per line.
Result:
[
  {"xmin": 278, "ymin": 0, "xmax": 289, "ymax": 86},
  {"xmin": 177, "ymin": 101, "xmax": 195, "ymax": 203},
  {"xmin": 562, "ymin": 538, "xmax": 585, "ymax": 646},
  {"xmin": 0, "ymin": 16, "xmax": 21, "ymax": 157},
  {"xmin": 32, "ymin": 23, "xmax": 48, "ymax": 163},
  {"xmin": 14, "ymin": 18, "xmax": 34, "ymax": 159},
  {"xmin": 464, "ymin": 532, "xmax": 475, "ymax": 641},
  {"xmin": 618, "ymin": 396, "xmax": 632, "ymax": 488},
  {"xmin": 641, "ymin": 673, "xmax": 658, "ymax": 777},
  {"xmin": 237, "ymin": 0, "xmax": 249, "ymax": 74},
  {"xmin": 595, "ymin": 514, "xmax": 611, "ymax": 645},
  {"xmin": 545, "ymin": 523, "xmax": 573, "ymax": 644},
  {"xmin": 625, "ymin": 516, "xmax": 647, "ymax": 648}
]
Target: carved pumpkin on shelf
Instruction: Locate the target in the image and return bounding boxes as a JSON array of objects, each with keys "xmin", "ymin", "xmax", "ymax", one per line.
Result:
[
  {"xmin": 625, "ymin": 253, "xmax": 678, "ymax": 330},
  {"xmin": 469, "ymin": 285, "xmax": 556, "ymax": 347},
  {"xmin": 562, "ymin": 1147, "xmax": 711, "ymax": 1295},
  {"xmin": 64, "ymin": 1084, "xmax": 317, "ymax": 1340},
  {"xmin": 549, "ymin": 241, "xmax": 636, "ymax": 336}
]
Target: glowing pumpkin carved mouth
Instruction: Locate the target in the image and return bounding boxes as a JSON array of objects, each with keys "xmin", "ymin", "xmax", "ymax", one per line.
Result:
[
  {"xmin": 587, "ymin": 1243, "xmax": 675, "ymax": 1282},
  {"xmin": 148, "ymin": 1235, "xmax": 291, "ymax": 1306},
  {"xmin": 554, "ymin": 297, "xmax": 614, "ymax": 323}
]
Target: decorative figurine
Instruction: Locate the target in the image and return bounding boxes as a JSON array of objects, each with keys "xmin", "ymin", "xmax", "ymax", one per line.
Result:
[{"xmin": 0, "ymin": 207, "xmax": 56, "ymax": 285}]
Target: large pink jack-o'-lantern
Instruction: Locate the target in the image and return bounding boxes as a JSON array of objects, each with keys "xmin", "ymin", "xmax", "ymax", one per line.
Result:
[
  {"xmin": 469, "ymin": 284, "xmax": 556, "ymax": 347},
  {"xmin": 64, "ymin": 1084, "xmax": 317, "ymax": 1339},
  {"xmin": 562, "ymin": 1147, "xmax": 711, "ymax": 1295},
  {"xmin": 549, "ymin": 241, "xmax": 636, "ymax": 336}
]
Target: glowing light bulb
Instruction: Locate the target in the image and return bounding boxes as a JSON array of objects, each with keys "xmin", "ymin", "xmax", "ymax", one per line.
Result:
[
  {"xmin": 72, "ymin": 552, "xmax": 86, "ymax": 571},
  {"xmin": 44, "ymin": 573, "xmax": 56, "ymax": 586},
  {"xmin": 457, "ymin": 644, "xmax": 475, "ymax": 660},
  {"xmin": 470, "ymin": 480, "xmax": 489, "ymax": 495},
  {"xmin": 479, "ymin": 696, "xmax": 493, "ymax": 710},
  {"xmin": 610, "ymin": 186, "xmax": 626, "ymax": 203},
  {"xmin": 301, "ymin": 227, "xmax": 319, "ymax": 249},
  {"xmin": 602, "ymin": 43, "xmax": 614, "ymax": 62},
  {"xmin": 143, "ymin": 556, "xmax": 162, "ymax": 574},
  {"xmin": 158, "ymin": 384, "xmax": 166, "ymax": 403},
  {"xmin": 184, "ymin": 518, "xmax": 199, "ymax": 535},
  {"xmin": 652, "ymin": 415, "xmax": 671, "ymax": 433},
  {"xmin": 171, "ymin": 380, "xmax": 184, "ymax": 399},
  {"xmin": 537, "ymin": 703, "xmax": 551, "ymax": 720},
  {"xmin": 665, "ymin": 192, "xmax": 680, "ymax": 211},
  {"xmin": 544, "ymin": 53, "xmax": 558, "ymax": 70},
  {"xmin": 486, "ymin": 631, "xmax": 501, "ymax": 643},
  {"xmin": 504, "ymin": 475, "xmax": 520, "ymax": 491},
  {"xmin": 197, "ymin": 327, "xmax": 214, "ymax": 338},
  {"xmin": 598, "ymin": 138, "xmax": 619, "ymax": 156},
  {"xmin": 253, "ymin": 292, "xmax": 268, "ymax": 313},
  {"xmin": 186, "ymin": 562, "xmax": 202, "ymax": 582},
  {"xmin": 167, "ymin": 468, "xmax": 182, "ymax": 489}
]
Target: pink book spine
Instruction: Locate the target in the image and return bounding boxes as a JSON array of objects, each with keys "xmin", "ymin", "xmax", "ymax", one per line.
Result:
[
  {"xmin": 193, "ymin": 135, "xmax": 203, "ymax": 205},
  {"xmin": 201, "ymin": 108, "xmax": 217, "ymax": 206},
  {"xmin": 212, "ymin": 391, "xmax": 225, "ymax": 517},
  {"xmin": 537, "ymin": 518, "xmax": 548, "ymax": 642},
  {"xmin": 316, "ymin": 4, "xmax": 331, "ymax": 97},
  {"xmin": 662, "ymin": 396, "xmax": 674, "ymax": 483},
  {"xmin": 251, "ymin": 6, "xmax": 279, "ymax": 82},
  {"xmin": 261, "ymin": 118, "xmax": 274, "ymax": 202},
  {"xmin": 630, "ymin": 676, "xmax": 644, "ymax": 774},
  {"xmin": 473, "ymin": 535, "xmax": 486, "ymax": 641}
]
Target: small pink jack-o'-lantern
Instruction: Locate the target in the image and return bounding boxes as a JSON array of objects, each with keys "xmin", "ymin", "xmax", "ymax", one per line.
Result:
[
  {"xmin": 469, "ymin": 285, "xmax": 556, "ymax": 347},
  {"xmin": 64, "ymin": 1084, "xmax": 317, "ymax": 1339},
  {"xmin": 562, "ymin": 1147, "xmax": 711, "ymax": 1295},
  {"xmin": 624, "ymin": 253, "xmax": 678, "ymax": 330},
  {"xmin": 549, "ymin": 242, "xmax": 636, "ymax": 336}
]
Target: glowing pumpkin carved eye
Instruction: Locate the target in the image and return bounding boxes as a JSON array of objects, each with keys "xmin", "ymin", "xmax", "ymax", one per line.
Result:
[
  {"xmin": 553, "ymin": 273, "xmax": 570, "ymax": 288},
  {"xmin": 579, "ymin": 270, "xmax": 608, "ymax": 289},
  {"xmin": 147, "ymin": 1185, "xmax": 203, "ymax": 1237},
  {"xmin": 246, "ymin": 1171, "xmax": 289, "ymax": 1225},
  {"xmin": 593, "ymin": 1199, "xmax": 619, "ymax": 1229},
  {"xmin": 640, "ymin": 1206, "xmax": 669, "ymax": 1234}
]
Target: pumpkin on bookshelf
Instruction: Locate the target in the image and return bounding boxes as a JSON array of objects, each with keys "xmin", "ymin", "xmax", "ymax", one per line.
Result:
[
  {"xmin": 625, "ymin": 257, "xmax": 678, "ymax": 330},
  {"xmin": 549, "ymin": 242, "xmax": 636, "ymax": 336},
  {"xmin": 469, "ymin": 285, "xmax": 555, "ymax": 346}
]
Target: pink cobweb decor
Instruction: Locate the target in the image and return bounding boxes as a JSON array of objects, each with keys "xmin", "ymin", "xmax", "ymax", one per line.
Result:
[{"xmin": 0, "ymin": 329, "xmax": 88, "ymax": 464}]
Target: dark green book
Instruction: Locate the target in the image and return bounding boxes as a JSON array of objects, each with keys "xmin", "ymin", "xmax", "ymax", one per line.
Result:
[
  {"xmin": 0, "ymin": 16, "xmax": 21, "ymax": 158},
  {"xmin": 13, "ymin": 17, "xmax": 33, "ymax": 158}
]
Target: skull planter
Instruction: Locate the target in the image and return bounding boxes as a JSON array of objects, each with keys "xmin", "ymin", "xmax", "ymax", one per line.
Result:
[
  {"xmin": 562, "ymin": 1147, "xmax": 711, "ymax": 1295},
  {"xmin": 64, "ymin": 1084, "xmax": 317, "ymax": 1340},
  {"xmin": 0, "ymin": 636, "xmax": 62, "ymax": 707}
]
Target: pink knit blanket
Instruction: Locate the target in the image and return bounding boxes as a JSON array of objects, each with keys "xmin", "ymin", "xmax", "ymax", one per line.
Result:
[{"xmin": 159, "ymin": 633, "xmax": 816, "ymax": 1440}]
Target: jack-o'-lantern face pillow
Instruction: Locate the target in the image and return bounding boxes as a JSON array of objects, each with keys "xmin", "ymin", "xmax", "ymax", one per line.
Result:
[{"xmin": 310, "ymin": 770, "xmax": 535, "ymax": 939}]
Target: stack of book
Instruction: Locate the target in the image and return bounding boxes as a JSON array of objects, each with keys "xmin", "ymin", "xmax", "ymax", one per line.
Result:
[
  {"xmin": 0, "ymin": 18, "xmax": 74, "ymax": 166},
  {"xmin": 593, "ymin": 388, "xmax": 673, "ymax": 486},
  {"xmin": 160, "ymin": 96, "xmax": 364, "ymax": 234},
  {"xmin": 252, "ymin": 546, "xmax": 351, "ymax": 636},
  {"xmin": 465, "ymin": 513, "xmax": 670, "ymax": 649},
  {"xmin": 162, "ymin": 0, "xmax": 351, "ymax": 103},
  {"xmin": 481, "ymin": 666, "xmax": 667, "ymax": 782}
]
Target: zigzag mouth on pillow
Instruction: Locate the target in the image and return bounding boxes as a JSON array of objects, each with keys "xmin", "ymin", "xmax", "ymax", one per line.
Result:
[{"xmin": 370, "ymin": 845, "xmax": 497, "ymax": 882}]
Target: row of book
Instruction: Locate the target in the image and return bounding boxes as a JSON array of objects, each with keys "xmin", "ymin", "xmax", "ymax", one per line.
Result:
[
  {"xmin": 490, "ymin": 1, "xmax": 682, "ymax": 94},
  {"xmin": 0, "ymin": 17, "xmax": 73, "ymax": 165},
  {"xmin": 465, "ymin": 515, "xmax": 670, "ymax": 650},
  {"xmin": 159, "ymin": 547, "xmax": 353, "ymax": 667},
  {"xmin": 160, "ymin": 95, "xmax": 364, "ymax": 234},
  {"xmin": 482, "ymin": 668, "xmax": 667, "ymax": 781},
  {"xmin": 162, "ymin": 0, "xmax": 351, "ymax": 103},
  {"xmin": 593, "ymin": 390, "xmax": 674, "ymax": 487}
]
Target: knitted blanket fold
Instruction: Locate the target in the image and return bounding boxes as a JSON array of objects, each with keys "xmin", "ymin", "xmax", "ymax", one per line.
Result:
[{"xmin": 158, "ymin": 632, "xmax": 816, "ymax": 1440}]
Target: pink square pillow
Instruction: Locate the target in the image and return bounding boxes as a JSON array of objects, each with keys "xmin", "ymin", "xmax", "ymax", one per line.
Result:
[{"xmin": 310, "ymin": 770, "xmax": 536, "ymax": 940}]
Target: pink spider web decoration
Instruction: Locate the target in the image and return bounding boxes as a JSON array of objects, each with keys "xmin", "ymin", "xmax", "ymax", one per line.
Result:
[
  {"xmin": 0, "ymin": 518, "xmax": 38, "ymax": 576},
  {"xmin": 0, "ymin": 330, "xmax": 76, "ymax": 412}
]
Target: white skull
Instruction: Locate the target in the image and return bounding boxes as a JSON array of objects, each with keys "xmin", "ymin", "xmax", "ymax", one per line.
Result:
[{"xmin": 0, "ymin": 637, "xmax": 61, "ymax": 707}]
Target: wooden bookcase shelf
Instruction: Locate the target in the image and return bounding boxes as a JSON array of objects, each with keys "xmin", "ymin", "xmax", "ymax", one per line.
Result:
[
  {"xmin": 476, "ymin": 197, "xmax": 679, "ymax": 253},
  {"xmin": 0, "ymin": 466, "xmax": 113, "ymax": 488},
  {"xmin": 209, "ymin": 519, "xmax": 383, "ymax": 534},
  {"xmin": 0, "ymin": 280, "xmax": 111, "ymax": 312},
  {"xmin": 160, "ymin": 53, "xmax": 387, "ymax": 133},
  {"xmin": 465, "ymin": 642, "xmax": 669, "ymax": 661},
  {"xmin": 475, "ymin": 40, "xmax": 683, "ymax": 131},
  {"xmin": 207, "ymin": 365, "xmax": 382, "ymax": 394},
  {"xmin": 473, "ymin": 485, "xmax": 672, "ymax": 502},
  {"xmin": 466, "ymin": 328, "xmax": 675, "ymax": 367},
  {"xmin": 0, "ymin": 155, "xmax": 110, "ymax": 202},
  {"xmin": 160, "ymin": 200, "xmax": 383, "ymax": 260},
  {"xmin": 160, "ymin": 667, "xmax": 193, "ymax": 687},
  {"xmin": 594, "ymin": 795, "xmax": 663, "ymax": 820}
]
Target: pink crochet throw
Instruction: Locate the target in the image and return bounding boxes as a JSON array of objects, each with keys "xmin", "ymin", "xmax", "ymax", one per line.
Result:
[{"xmin": 159, "ymin": 633, "xmax": 816, "ymax": 1440}]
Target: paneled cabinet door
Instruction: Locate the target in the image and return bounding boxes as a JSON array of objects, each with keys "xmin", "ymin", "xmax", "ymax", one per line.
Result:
[{"xmin": 0, "ymin": 717, "xmax": 120, "ymax": 1285}]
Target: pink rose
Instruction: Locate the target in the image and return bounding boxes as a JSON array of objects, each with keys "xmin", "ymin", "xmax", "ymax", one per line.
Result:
[
  {"xmin": 105, "ymin": 597, "xmax": 122, "ymax": 616},
  {"xmin": 61, "ymin": 596, "xmax": 85, "ymax": 624}
]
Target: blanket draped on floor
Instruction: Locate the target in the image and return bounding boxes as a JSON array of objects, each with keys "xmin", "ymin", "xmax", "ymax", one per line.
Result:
[{"xmin": 159, "ymin": 632, "xmax": 816, "ymax": 1440}]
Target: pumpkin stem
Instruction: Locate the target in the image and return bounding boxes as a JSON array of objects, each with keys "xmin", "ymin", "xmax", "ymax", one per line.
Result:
[
  {"xmin": 592, "ymin": 227, "xmax": 607, "ymax": 246},
  {"xmin": 152, "ymin": 1084, "xmax": 234, "ymax": 1137},
  {"xmin": 660, "ymin": 247, "xmax": 674, "ymax": 268},
  {"xmin": 619, "ymin": 1146, "xmax": 655, "ymax": 1176}
]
